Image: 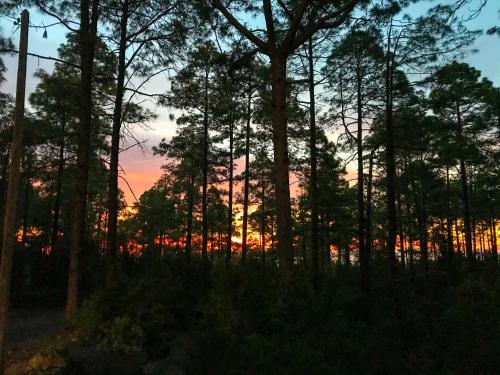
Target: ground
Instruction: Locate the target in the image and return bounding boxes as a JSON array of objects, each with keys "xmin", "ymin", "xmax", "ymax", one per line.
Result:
[{"xmin": 5, "ymin": 309, "xmax": 64, "ymax": 372}]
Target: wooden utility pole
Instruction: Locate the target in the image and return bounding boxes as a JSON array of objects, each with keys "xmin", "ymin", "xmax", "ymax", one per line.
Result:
[{"xmin": 0, "ymin": 9, "xmax": 29, "ymax": 370}]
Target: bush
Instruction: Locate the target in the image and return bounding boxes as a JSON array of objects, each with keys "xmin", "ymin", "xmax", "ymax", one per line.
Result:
[{"xmin": 68, "ymin": 257, "xmax": 500, "ymax": 375}]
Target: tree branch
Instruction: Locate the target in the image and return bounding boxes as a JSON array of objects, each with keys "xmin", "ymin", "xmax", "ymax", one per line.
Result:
[
  {"xmin": 0, "ymin": 48, "xmax": 80, "ymax": 69},
  {"xmin": 34, "ymin": 0, "xmax": 80, "ymax": 32},
  {"xmin": 282, "ymin": 0, "xmax": 310, "ymax": 50},
  {"xmin": 263, "ymin": 0, "xmax": 277, "ymax": 47},
  {"xmin": 276, "ymin": 0, "xmax": 293, "ymax": 19},
  {"xmin": 288, "ymin": 0, "xmax": 360, "ymax": 52},
  {"xmin": 211, "ymin": 0, "xmax": 269, "ymax": 53}
]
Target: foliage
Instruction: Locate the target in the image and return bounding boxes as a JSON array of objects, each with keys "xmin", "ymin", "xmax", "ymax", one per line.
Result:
[{"xmin": 62, "ymin": 257, "xmax": 500, "ymax": 375}]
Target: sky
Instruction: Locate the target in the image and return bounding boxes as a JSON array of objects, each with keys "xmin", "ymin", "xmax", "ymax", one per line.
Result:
[
  {"xmin": 0, "ymin": 7, "xmax": 173, "ymax": 204},
  {"xmin": 0, "ymin": 1, "xmax": 499, "ymax": 205}
]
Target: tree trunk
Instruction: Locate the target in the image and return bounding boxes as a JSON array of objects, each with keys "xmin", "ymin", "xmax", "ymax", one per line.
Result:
[
  {"xmin": 320, "ymin": 213, "xmax": 327, "ymax": 266},
  {"xmin": 51, "ymin": 117, "xmax": 65, "ymax": 252},
  {"xmin": 0, "ymin": 10, "xmax": 28, "ymax": 369},
  {"xmin": 337, "ymin": 244, "xmax": 342, "ymax": 267},
  {"xmin": 445, "ymin": 165, "xmax": 453, "ymax": 262},
  {"xmin": 209, "ymin": 229, "xmax": 214, "ymax": 252},
  {"xmin": 226, "ymin": 107, "xmax": 234, "ymax": 262},
  {"xmin": 241, "ymin": 82, "xmax": 252, "ymax": 264},
  {"xmin": 66, "ymin": 0, "xmax": 99, "ymax": 320},
  {"xmin": 185, "ymin": 167, "xmax": 195, "ymax": 258},
  {"xmin": 270, "ymin": 214, "xmax": 275, "ymax": 253},
  {"xmin": 416, "ymin": 195, "xmax": 428, "ymax": 270},
  {"xmin": 457, "ymin": 101, "xmax": 473, "ymax": 261},
  {"xmin": 356, "ymin": 62, "xmax": 368, "ymax": 292},
  {"xmin": 0, "ymin": 151, "xmax": 9, "ymax": 208},
  {"xmin": 365, "ymin": 151, "xmax": 374, "ymax": 257},
  {"xmin": 471, "ymin": 169, "xmax": 477, "ymax": 258},
  {"xmin": 472, "ymin": 218, "xmax": 477, "ymax": 257},
  {"xmin": 460, "ymin": 168, "xmax": 473, "ymax": 260},
  {"xmin": 480, "ymin": 226, "xmax": 485, "ymax": 260},
  {"xmin": 217, "ymin": 230, "xmax": 222, "ymax": 252},
  {"xmin": 260, "ymin": 169, "xmax": 266, "ymax": 264},
  {"xmin": 270, "ymin": 53, "xmax": 293, "ymax": 276},
  {"xmin": 0, "ymin": 151, "xmax": 10, "ymax": 249},
  {"xmin": 487, "ymin": 220, "xmax": 493, "ymax": 254},
  {"xmin": 96, "ymin": 211, "xmax": 102, "ymax": 252},
  {"xmin": 490, "ymin": 204, "xmax": 497, "ymax": 263},
  {"xmin": 21, "ymin": 161, "xmax": 30, "ymax": 247},
  {"xmin": 201, "ymin": 67, "xmax": 209, "ymax": 265},
  {"xmin": 418, "ymin": 165, "xmax": 428, "ymax": 269},
  {"xmin": 455, "ymin": 218, "xmax": 461, "ymax": 254},
  {"xmin": 107, "ymin": 0, "xmax": 129, "ymax": 260},
  {"xmin": 384, "ymin": 43, "xmax": 397, "ymax": 270},
  {"xmin": 397, "ymin": 193, "xmax": 405, "ymax": 267},
  {"xmin": 406, "ymin": 197, "xmax": 415, "ymax": 276},
  {"xmin": 308, "ymin": 39, "xmax": 319, "ymax": 288}
]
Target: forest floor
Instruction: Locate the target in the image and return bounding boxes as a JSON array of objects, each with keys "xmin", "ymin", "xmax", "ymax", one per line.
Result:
[{"xmin": 5, "ymin": 309, "xmax": 64, "ymax": 370}]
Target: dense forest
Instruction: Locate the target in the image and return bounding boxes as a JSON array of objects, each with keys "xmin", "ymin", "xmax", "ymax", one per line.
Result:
[{"xmin": 0, "ymin": 0, "xmax": 499, "ymax": 374}]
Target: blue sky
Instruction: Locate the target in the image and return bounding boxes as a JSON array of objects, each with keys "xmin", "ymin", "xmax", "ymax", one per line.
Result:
[{"xmin": 1, "ymin": 1, "xmax": 499, "ymax": 202}]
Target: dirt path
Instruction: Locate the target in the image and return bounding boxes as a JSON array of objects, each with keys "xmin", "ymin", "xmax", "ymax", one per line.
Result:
[{"xmin": 5, "ymin": 309, "xmax": 64, "ymax": 366}]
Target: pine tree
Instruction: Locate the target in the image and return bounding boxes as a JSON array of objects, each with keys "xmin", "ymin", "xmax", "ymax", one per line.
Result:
[{"xmin": 212, "ymin": 0, "xmax": 363, "ymax": 276}]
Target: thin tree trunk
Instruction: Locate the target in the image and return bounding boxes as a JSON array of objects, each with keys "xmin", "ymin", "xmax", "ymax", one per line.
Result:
[
  {"xmin": 480, "ymin": 225, "xmax": 485, "ymax": 260},
  {"xmin": 439, "ymin": 218, "xmax": 447, "ymax": 259},
  {"xmin": 260, "ymin": 170, "xmax": 266, "ymax": 264},
  {"xmin": 217, "ymin": 230, "xmax": 222, "ymax": 252},
  {"xmin": 365, "ymin": 151, "xmax": 374, "ymax": 257},
  {"xmin": 473, "ymin": 219, "xmax": 477, "ymax": 256},
  {"xmin": 21, "ymin": 162, "xmax": 30, "ymax": 247},
  {"xmin": 490, "ymin": 204, "xmax": 497, "ymax": 262},
  {"xmin": 384, "ymin": 29, "xmax": 397, "ymax": 270},
  {"xmin": 431, "ymin": 237, "xmax": 437, "ymax": 260},
  {"xmin": 418, "ymin": 169, "xmax": 428, "ymax": 270},
  {"xmin": 456, "ymin": 101, "xmax": 473, "ymax": 261},
  {"xmin": 471, "ymin": 169, "xmax": 477, "ymax": 258},
  {"xmin": 455, "ymin": 218, "xmax": 461, "ymax": 254},
  {"xmin": 0, "ymin": 150, "xmax": 10, "ymax": 250},
  {"xmin": 96, "ymin": 211, "xmax": 102, "ymax": 252},
  {"xmin": 337, "ymin": 244, "xmax": 342, "ymax": 267},
  {"xmin": 487, "ymin": 220, "xmax": 493, "ymax": 253},
  {"xmin": 406, "ymin": 198, "xmax": 415, "ymax": 276},
  {"xmin": 355, "ymin": 60, "xmax": 368, "ymax": 292},
  {"xmin": 417, "ymin": 197, "xmax": 428, "ymax": 270},
  {"xmin": 445, "ymin": 165, "xmax": 453, "ymax": 262},
  {"xmin": 51, "ymin": 117, "xmax": 65, "ymax": 251},
  {"xmin": 345, "ymin": 246, "xmax": 351, "ymax": 267},
  {"xmin": 0, "ymin": 151, "xmax": 9, "ymax": 208},
  {"xmin": 261, "ymin": 212, "xmax": 266, "ymax": 264},
  {"xmin": 185, "ymin": 167, "xmax": 195, "ymax": 258},
  {"xmin": 319, "ymin": 213, "xmax": 327, "ymax": 267},
  {"xmin": 459, "ymin": 160, "xmax": 473, "ymax": 259},
  {"xmin": 308, "ymin": 39, "xmax": 319, "ymax": 288},
  {"xmin": 66, "ymin": 0, "xmax": 100, "ymax": 320},
  {"xmin": 270, "ymin": 214, "xmax": 275, "ymax": 253},
  {"xmin": 201, "ymin": 67, "xmax": 209, "ymax": 265},
  {"xmin": 241, "ymin": 82, "xmax": 252, "ymax": 264},
  {"xmin": 397, "ymin": 193, "xmax": 405, "ymax": 267},
  {"xmin": 226, "ymin": 107, "xmax": 234, "ymax": 262},
  {"xmin": 107, "ymin": 0, "xmax": 129, "ymax": 260},
  {"xmin": 0, "ymin": 10, "xmax": 29, "ymax": 369},
  {"xmin": 210, "ymin": 229, "xmax": 214, "ymax": 252},
  {"xmin": 270, "ymin": 53, "xmax": 293, "ymax": 276}
]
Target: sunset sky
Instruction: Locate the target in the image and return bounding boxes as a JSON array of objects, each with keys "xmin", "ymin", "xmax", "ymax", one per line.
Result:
[{"xmin": 1, "ymin": 1, "xmax": 499, "ymax": 204}]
